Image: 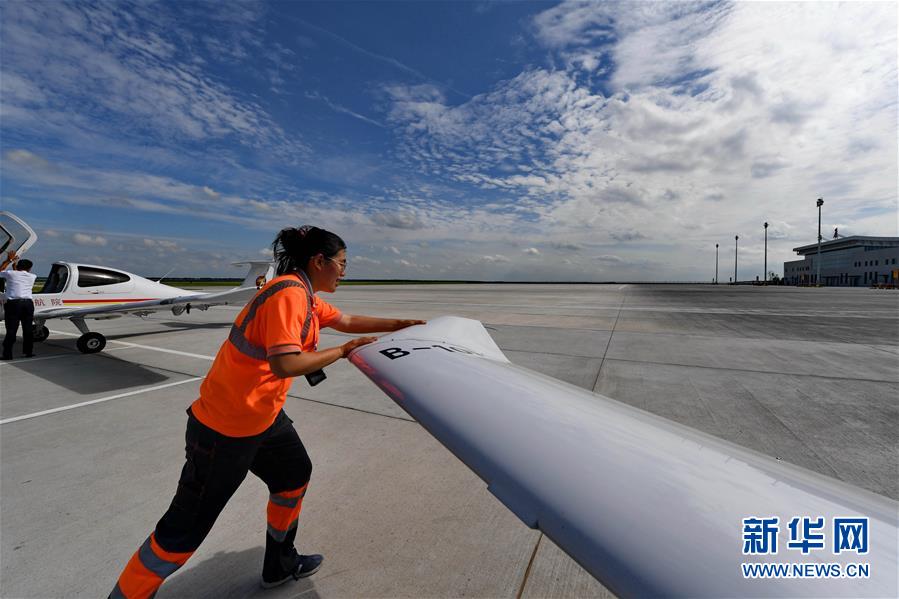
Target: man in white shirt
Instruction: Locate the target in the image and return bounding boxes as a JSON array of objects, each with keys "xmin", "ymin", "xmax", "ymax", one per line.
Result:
[{"xmin": 0, "ymin": 251, "xmax": 38, "ymax": 360}]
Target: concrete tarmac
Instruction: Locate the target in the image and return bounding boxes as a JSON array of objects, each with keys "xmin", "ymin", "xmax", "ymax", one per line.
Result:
[{"xmin": 1, "ymin": 284, "xmax": 897, "ymax": 598}]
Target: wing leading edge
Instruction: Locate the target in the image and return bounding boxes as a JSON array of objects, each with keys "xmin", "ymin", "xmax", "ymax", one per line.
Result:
[{"xmin": 349, "ymin": 316, "xmax": 898, "ymax": 598}]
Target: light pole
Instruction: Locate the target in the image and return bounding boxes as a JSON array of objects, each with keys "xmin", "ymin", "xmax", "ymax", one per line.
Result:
[
  {"xmin": 763, "ymin": 222, "xmax": 768, "ymax": 284},
  {"xmin": 734, "ymin": 235, "xmax": 739, "ymax": 284},
  {"xmin": 715, "ymin": 243, "xmax": 719, "ymax": 284},
  {"xmin": 816, "ymin": 198, "xmax": 824, "ymax": 286}
]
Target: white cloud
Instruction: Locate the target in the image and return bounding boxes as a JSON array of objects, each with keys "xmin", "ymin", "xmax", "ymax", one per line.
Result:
[
  {"xmin": 4, "ymin": 149, "xmax": 51, "ymax": 170},
  {"xmin": 382, "ymin": 1, "xmax": 896, "ymax": 279},
  {"xmin": 595, "ymin": 254, "xmax": 623, "ymax": 264},
  {"xmin": 143, "ymin": 238, "xmax": 180, "ymax": 251},
  {"xmin": 372, "ymin": 210, "xmax": 426, "ymax": 230},
  {"xmin": 73, "ymin": 233, "xmax": 107, "ymax": 247},
  {"xmin": 0, "ymin": 2, "xmax": 303, "ymax": 154},
  {"xmin": 523, "ymin": 247, "xmax": 540, "ymax": 255}
]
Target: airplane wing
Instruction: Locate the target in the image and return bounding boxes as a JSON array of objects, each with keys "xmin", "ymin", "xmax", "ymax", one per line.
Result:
[
  {"xmin": 34, "ymin": 286, "xmax": 260, "ymax": 321},
  {"xmin": 349, "ymin": 317, "xmax": 897, "ymax": 598}
]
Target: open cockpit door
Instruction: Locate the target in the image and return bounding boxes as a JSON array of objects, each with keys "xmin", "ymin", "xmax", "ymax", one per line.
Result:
[
  {"xmin": 0, "ymin": 211, "xmax": 38, "ymax": 258},
  {"xmin": 38, "ymin": 264, "xmax": 70, "ymax": 294}
]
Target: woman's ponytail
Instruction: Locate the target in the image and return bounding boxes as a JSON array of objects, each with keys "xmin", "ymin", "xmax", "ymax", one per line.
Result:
[{"xmin": 272, "ymin": 226, "xmax": 346, "ymax": 276}]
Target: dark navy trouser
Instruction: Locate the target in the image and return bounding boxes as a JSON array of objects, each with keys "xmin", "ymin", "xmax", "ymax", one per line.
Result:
[
  {"xmin": 156, "ymin": 408, "xmax": 313, "ymax": 552},
  {"xmin": 2, "ymin": 298, "xmax": 34, "ymax": 357},
  {"xmin": 109, "ymin": 408, "xmax": 313, "ymax": 598}
]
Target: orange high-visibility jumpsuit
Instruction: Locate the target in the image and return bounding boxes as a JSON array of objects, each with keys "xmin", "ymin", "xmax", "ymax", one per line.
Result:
[{"xmin": 110, "ymin": 271, "xmax": 341, "ymax": 599}]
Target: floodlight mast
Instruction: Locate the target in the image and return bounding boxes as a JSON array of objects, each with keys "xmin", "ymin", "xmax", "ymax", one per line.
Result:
[
  {"xmin": 764, "ymin": 222, "xmax": 768, "ymax": 284},
  {"xmin": 816, "ymin": 198, "xmax": 824, "ymax": 286},
  {"xmin": 734, "ymin": 235, "xmax": 739, "ymax": 283},
  {"xmin": 715, "ymin": 243, "xmax": 719, "ymax": 284}
]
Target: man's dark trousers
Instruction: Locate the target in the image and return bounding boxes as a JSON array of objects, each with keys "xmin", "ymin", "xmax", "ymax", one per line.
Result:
[{"xmin": 3, "ymin": 298, "xmax": 34, "ymax": 358}]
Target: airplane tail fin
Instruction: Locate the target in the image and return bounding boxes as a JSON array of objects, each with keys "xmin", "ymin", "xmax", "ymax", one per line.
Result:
[{"xmin": 232, "ymin": 261, "xmax": 275, "ymax": 289}]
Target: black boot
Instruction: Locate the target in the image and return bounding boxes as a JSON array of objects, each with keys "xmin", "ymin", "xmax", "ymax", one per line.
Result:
[{"xmin": 261, "ymin": 532, "xmax": 323, "ymax": 589}]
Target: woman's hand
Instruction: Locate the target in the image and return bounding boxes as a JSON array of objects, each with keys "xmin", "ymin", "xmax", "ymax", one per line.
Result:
[
  {"xmin": 340, "ymin": 336, "xmax": 378, "ymax": 357},
  {"xmin": 392, "ymin": 319, "xmax": 426, "ymax": 330}
]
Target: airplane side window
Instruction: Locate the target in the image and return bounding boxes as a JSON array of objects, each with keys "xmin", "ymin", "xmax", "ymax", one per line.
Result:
[
  {"xmin": 77, "ymin": 266, "xmax": 131, "ymax": 288},
  {"xmin": 39, "ymin": 265, "xmax": 70, "ymax": 294}
]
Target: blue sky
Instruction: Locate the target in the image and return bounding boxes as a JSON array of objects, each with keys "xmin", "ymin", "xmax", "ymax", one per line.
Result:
[{"xmin": 1, "ymin": 1, "xmax": 896, "ymax": 281}]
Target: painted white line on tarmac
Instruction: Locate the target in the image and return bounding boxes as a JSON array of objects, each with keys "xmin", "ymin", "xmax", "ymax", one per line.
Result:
[
  {"xmin": 0, "ymin": 377, "xmax": 204, "ymax": 425},
  {"xmin": 48, "ymin": 329, "xmax": 216, "ymax": 361},
  {"xmin": 0, "ymin": 345, "xmax": 136, "ymax": 366}
]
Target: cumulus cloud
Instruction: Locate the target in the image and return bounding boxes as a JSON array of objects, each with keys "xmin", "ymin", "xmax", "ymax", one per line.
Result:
[
  {"xmin": 372, "ymin": 211, "xmax": 426, "ymax": 229},
  {"xmin": 0, "ymin": 2, "xmax": 303, "ymax": 154},
  {"xmin": 595, "ymin": 254, "xmax": 623, "ymax": 263},
  {"xmin": 143, "ymin": 238, "xmax": 180, "ymax": 251},
  {"xmin": 4, "ymin": 149, "xmax": 52, "ymax": 170},
  {"xmin": 382, "ymin": 0, "xmax": 896, "ymax": 278},
  {"xmin": 610, "ymin": 231, "xmax": 647, "ymax": 242},
  {"xmin": 523, "ymin": 247, "xmax": 540, "ymax": 255},
  {"xmin": 73, "ymin": 233, "xmax": 107, "ymax": 246},
  {"xmin": 550, "ymin": 241, "xmax": 583, "ymax": 251}
]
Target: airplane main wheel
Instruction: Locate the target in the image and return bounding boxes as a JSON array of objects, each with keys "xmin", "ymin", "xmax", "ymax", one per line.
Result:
[
  {"xmin": 76, "ymin": 332, "xmax": 106, "ymax": 354},
  {"xmin": 33, "ymin": 325, "xmax": 50, "ymax": 342}
]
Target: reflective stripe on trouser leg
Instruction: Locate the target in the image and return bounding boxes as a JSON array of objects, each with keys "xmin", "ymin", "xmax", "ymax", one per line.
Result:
[
  {"xmin": 109, "ymin": 533, "xmax": 193, "ymax": 599},
  {"xmin": 267, "ymin": 484, "xmax": 308, "ymax": 542}
]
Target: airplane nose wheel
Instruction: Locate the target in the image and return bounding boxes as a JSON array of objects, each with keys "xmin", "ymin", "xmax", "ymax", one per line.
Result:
[
  {"xmin": 33, "ymin": 325, "xmax": 50, "ymax": 342},
  {"xmin": 76, "ymin": 332, "xmax": 107, "ymax": 354}
]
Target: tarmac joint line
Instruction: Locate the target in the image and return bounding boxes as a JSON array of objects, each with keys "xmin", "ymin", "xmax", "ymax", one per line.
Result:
[{"xmin": 516, "ymin": 532, "xmax": 543, "ymax": 599}]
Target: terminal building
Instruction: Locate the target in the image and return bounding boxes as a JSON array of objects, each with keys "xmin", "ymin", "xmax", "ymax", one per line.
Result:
[{"xmin": 783, "ymin": 236, "xmax": 899, "ymax": 286}]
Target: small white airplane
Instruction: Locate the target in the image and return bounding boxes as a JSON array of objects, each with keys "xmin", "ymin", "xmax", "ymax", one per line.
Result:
[{"xmin": 1, "ymin": 211, "xmax": 273, "ymax": 354}]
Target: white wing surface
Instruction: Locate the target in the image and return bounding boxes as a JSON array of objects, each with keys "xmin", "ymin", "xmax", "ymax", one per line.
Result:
[{"xmin": 349, "ymin": 316, "xmax": 898, "ymax": 598}]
